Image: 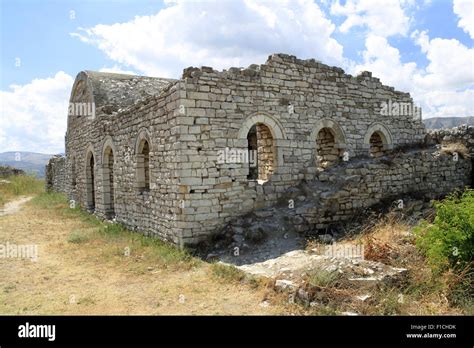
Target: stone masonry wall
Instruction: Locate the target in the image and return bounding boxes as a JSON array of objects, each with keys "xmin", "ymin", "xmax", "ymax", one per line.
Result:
[
  {"xmin": 65, "ymin": 81, "xmax": 185, "ymax": 245},
  {"xmin": 173, "ymin": 54, "xmax": 426, "ymax": 245},
  {"xmin": 219, "ymin": 148, "xmax": 472, "ymax": 251},
  {"xmin": 45, "ymin": 156, "xmax": 66, "ymax": 193},
  {"xmin": 61, "ymin": 53, "xmax": 471, "ymax": 248},
  {"xmin": 426, "ymin": 125, "xmax": 474, "ymax": 155},
  {"xmin": 299, "ymin": 149, "xmax": 471, "ymax": 231}
]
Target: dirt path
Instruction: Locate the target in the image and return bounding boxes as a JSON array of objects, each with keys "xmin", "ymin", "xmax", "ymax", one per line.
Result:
[
  {"xmin": 0, "ymin": 199, "xmax": 287, "ymax": 315},
  {"xmin": 0, "ymin": 196, "xmax": 33, "ymax": 217}
]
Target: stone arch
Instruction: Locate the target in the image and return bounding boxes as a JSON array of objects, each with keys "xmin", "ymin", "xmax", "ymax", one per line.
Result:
[
  {"xmin": 238, "ymin": 113, "xmax": 286, "ymax": 140},
  {"xmin": 310, "ymin": 119, "xmax": 347, "ymax": 148},
  {"xmin": 310, "ymin": 119, "xmax": 347, "ymax": 169},
  {"xmin": 69, "ymin": 73, "xmax": 94, "ymax": 104},
  {"xmin": 363, "ymin": 123, "xmax": 393, "ymax": 157},
  {"xmin": 102, "ymin": 136, "xmax": 117, "ymax": 161},
  {"xmin": 238, "ymin": 113, "xmax": 285, "ymax": 183},
  {"xmin": 134, "ymin": 128, "xmax": 153, "ymax": 154},
  {"xmin": 84, "ymin": 145, "xmax": 96, "ymax": 211},
  {"xmin": 101, "ymin": 137, "xmax": 116, "ymax": 218},
  {"xmin": 67, "ymin": 72, "xmax": 96, "ymax": 126},
  {"xmin": 135, "ymin": 129, "xmax": 152, "ymax": 192}
]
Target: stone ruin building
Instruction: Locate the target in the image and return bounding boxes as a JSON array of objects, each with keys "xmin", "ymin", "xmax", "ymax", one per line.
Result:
[{"xmin": 46, "ymin": 53, "xmax": 472, "ymax": 248}]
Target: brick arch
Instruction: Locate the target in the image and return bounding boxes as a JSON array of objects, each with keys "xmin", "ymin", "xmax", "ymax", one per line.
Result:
[
  {"xmin": 237, "ymin": 113, "xmax": 286, "ymax": 140},
  {"xmin": 363, "ymin": 123, "xmax": 394, "ymax": 151},
  {"xmin": 309, "ymin": 119, "xmax": 347, "ymax": 148}
]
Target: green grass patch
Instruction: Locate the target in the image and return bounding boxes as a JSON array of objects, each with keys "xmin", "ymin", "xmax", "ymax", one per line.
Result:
[
  {"xmin": 0, "ymin": 175, "xmax": 44, "ymax": 206},
  {"xmin": 31, "ymin": 192, "xmax": 199, "ymax": 270},
  {"xmin": 31, "ymin": 191, "xmax": 68, "ymax": 208},
  {"xmin": 98, "ymin": 223, "xmax": 199, "ymax": 269},
  {"xmin": 210, "ymin": 263, "xmax": 246, "ymax": 283},
  {"xmin": 67, "ymin": 229, "xmax": 91, "ymax": 244}
]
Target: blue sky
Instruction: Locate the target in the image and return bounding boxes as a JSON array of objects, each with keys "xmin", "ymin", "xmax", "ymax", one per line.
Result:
[
  {"xmin": 1, "ymin": 0, "xmax": 473, "ymax": 153},
  {"xmin": 1, "ymin": 0, "xmax": 166, "ymax": 88}
]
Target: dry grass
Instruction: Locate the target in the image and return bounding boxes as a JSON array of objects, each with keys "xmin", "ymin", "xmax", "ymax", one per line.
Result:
[
  {"xmin": 352, "ymin": 213, "xmax": 468, "ymax": 314},
  {"xmin": 1, "ymin": 187, "xmax": 470, "ymax": 316},
  {"xmin": 440, "ymin": 142, "xmax": 470, "ymax": 158},
  {"xmin": 298, "ymin": 210, "xmax": 470, "ymax": 315},
  {"xmin": 0, "ymin": 192, "xmax": 291, "ymax": 315}
]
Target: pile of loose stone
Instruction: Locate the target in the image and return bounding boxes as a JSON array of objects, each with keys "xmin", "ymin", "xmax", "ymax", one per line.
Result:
[{"xmin": 426, "ymin": 125, "xmax": 474, "ymax": 155}]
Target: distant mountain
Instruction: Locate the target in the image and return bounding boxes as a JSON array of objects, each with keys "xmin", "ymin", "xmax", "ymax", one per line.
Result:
[
  {"xmin": 0, "ymin": 151, "xmax": 59, "ymax": 178},
  {"xmin": 423, "ymin": 116, "xmax": 474, "ymax": 129}
]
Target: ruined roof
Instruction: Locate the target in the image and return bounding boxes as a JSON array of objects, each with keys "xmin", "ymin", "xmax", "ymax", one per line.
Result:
[{"xmin": 70, "ymin": 71, "xmax": 176, "ymax": 115}]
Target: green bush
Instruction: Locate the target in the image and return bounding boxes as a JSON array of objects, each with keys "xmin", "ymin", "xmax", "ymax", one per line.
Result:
[{"xmin": 414, "ymin": 189, "xmax": 474, "ymax": 272}]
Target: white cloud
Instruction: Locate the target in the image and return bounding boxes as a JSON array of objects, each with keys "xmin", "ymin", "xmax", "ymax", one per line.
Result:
[
  {"xmin": 412, "ymin": 30, "xmax": 474, "ymax": 90},
  {"xmin": 71, "ymin": 0, "xmax": 344, "ymax": 78},
  {"xmin": 453, "ymin": 0, "xmax": 474, "ymax": 39},
  {"xmin": 353, "ymin": 34, "xmax": 418, "ymax": 91},
  {"xmin": 0, "ymin": 72, "xmax": 73, "ymax": 154},
  {"xmin": 3, "ymin": 0, "xmax": 471, "ymax": 157},
  {"xmin": 420, "ymin": 89, "xmax": 474, "ymax": 118},
  {"xmin": 330, "ymin": 0, "xmax": 412, "ymax": 37},
  {"xmin": 353, "ymin": 31, "xmax": 474, "ymax": 118}
]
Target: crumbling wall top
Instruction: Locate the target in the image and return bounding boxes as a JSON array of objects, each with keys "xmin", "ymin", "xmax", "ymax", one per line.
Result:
[{"xmin": 180, "ymin": 53, "xmax": 412, "ymax": 99}]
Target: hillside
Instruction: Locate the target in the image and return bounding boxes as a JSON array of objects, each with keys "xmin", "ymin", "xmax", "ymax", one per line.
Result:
[
  {"xmin": 0, "ymin": 151, "xmax": 58, "ymax": 178},
  {"xmin": 423, "ymin": 116, "xmax": 474, "ymax": 129}
]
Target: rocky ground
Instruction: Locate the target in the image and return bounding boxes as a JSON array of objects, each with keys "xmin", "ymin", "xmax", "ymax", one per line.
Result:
[{"xmin": 199, "ymin": 193, "xmax": 436, "ymax": 313}]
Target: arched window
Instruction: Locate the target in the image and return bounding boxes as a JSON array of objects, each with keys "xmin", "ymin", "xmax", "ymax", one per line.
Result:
[
  {"xmin": 102, "ymin": 146, "xmax": 115, "ymax": 217},
  {"xmin": 246, "ymin": 123, "xmax": 275, "ymax": 183},
  {"xmin": 137, "ymin": 139, "xmax": 150, "ymax": 192},
  {"xmin": 364, "ymin": 123, "xmax": 393, "ymax": 157},
  {"xmin": 311, "ymin": 119, "xmax": 347, "ymax": 170},
  {"xmin": 238, "ymin": 113, "xmax": 285, "ymax": 185},
  {"xmin": 369, "ymin": 131, "xmax": 385, "ymax": 158},
  {"xmin": 85, "ymin": 151, "xmax": 95, "ymax": 211},
  {"xmin": 247, "ymin": 125, "xmax": 258, "ymax": 180},
  {"xmin": 316, "ymin": 127, "xmax": 339, "ymax": 169}
]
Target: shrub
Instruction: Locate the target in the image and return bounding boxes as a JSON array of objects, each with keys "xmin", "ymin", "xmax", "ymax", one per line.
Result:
[
  {"xmin": 307, "ymin": 267, "xmax": 342, "ymax": 288},
  {"xmin": 414, "ymin": 189, "xmax": 474, "ymax": 273}
]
